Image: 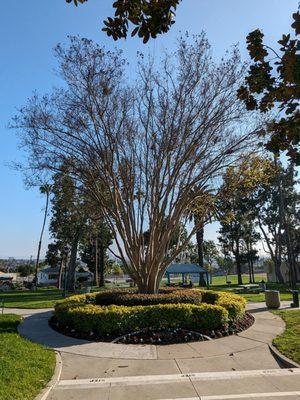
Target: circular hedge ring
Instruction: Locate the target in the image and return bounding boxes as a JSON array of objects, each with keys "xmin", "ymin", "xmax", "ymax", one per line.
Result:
[{"xmin": 52, "ymin": 289, "xmax": 248, "ymax": 343}]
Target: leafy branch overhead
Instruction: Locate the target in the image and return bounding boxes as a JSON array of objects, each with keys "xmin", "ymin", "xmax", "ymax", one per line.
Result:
[
  {"xmin": 66, "ymin": 0, "xmax": 181, "ymax": 43},
  {"xmin": 238, "ymin": 11, "xmax": 300, "ymax": 164}
]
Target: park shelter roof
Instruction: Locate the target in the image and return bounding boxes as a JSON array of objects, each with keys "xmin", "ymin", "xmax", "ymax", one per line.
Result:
[{"xmin": 166, "ymin": 263, "xmax": 208, "ymax": 275}]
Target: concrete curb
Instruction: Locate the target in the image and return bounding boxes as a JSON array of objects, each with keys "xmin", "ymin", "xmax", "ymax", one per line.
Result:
[
  {"xmin": 268, "ymin": 344, "xmax": 300, "ymax": 369},
  {"xmin": 34, "ymin": 351, "xmax": 62, "ymax": 400}
]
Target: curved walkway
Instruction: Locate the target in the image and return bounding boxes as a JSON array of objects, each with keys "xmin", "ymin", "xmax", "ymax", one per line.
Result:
[
  {"xmin": 18, "ymin": 304, "xmax": 285, "ymax": 360},
  {"xmin": 8, "ymin": 302, "xmax": 300, "ymax": 399}
]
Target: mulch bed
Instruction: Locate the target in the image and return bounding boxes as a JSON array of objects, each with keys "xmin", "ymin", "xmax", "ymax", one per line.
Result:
[
  {"xmin": 113, "ymin": 328, "xmax": 210, "ymax": 345},
  {"xmin": 49, "ymin": 312, "xmax": 254, "ymax": 345}
]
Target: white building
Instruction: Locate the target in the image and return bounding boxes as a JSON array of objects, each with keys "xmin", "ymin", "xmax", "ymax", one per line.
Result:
[{"xmin": 37, "ymin": 266, "xmax": 93, "ymax": 287}]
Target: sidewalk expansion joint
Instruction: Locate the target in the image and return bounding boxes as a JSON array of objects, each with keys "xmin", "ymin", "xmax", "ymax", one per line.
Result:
[{"xmin": 55, "ymin": 368, "xmax": 300, "ymax": 390}]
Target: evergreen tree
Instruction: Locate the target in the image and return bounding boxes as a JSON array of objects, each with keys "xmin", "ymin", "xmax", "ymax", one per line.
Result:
[
  {"xmin": 217, "ymin": 156, "xmax": 272, "ymax": 285},
  {"xmin": 255, "ymin": 160, "xmax": 300, "ymax": 285},
  {"xmin": 49, "ymin": 166, "xmax": 87, "ymax": 292},
  {"xmin": 80, "ymin": 219, "xmax": 113, "ymax": 287}
]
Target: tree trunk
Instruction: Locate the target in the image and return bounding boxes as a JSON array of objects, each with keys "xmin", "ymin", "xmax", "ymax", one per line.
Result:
[
  {"xmin": 58, "ymin": 258, "xmax": 64, "ymax": 289},
  {"xmin": 34, "ymin": 190, "xmax": 50, "ymax": 286},
  {"xmin": 98, "ymin": 240, "xmax": 105, "ymax": 287},
  {"xmin": 196, "ymin": 224, "xmax": 204, "ymax": 269},
  {"xmin": 250, "ymin": 258, "xmax": 255, "ymax": 283},
  {"xmin": 94, "ymin": 238, "xmax": 99, "ymax": 286},
  {"xmin": 136, "ymin": 270, "xmax": 161, "ymax": 294},
  {"xmin": 235, "ymin": 239, "xmax": 243, "ymax": 285},
  {"xmin": 274, "ymin": 259, "xmax": 284, "ymax": 284},
  {"xmin": 274, "ymin": 156, "xmax": 288, "ymax": 285},
  {"xmin": 66, "ymin": 230, "xmax": 80, "ymax": 292},
  {"xmin": 258, "ymin": 218, "xmax": 284, "ymax": 284},
  {"xmin": 248, "ymin": 259, "xmax": 253, "ymax": 283}
]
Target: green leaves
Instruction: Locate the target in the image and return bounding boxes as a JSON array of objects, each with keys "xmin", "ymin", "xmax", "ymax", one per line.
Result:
[
  {"xmin": 66, "ymin": 0, "xmax": 87, "ymax": 6},
  {"xmin": 66, "ymin": 0, "xmax": 181, "ymax": 43},
  {"xmin": 246, "ymin": 29, "xmax": 268, "ymax": 62},
  {"xmin": 292, "ymin": 11, "xmax": 300, "ymax": 35},
  {"xmin": 238, "ymin": 11, "xmax": 300, "ymax": 164}
]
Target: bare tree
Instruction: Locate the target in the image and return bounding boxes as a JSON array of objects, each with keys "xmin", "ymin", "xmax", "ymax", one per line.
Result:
[{"xmin": 13, "ymin": 35, "xmax": 259, "ymax": 293}]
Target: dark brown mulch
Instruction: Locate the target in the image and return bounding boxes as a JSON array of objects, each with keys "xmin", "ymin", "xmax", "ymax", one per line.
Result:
[
  {"xmin": 49, "ymin": 312, "xmax": 254, "ymax": 345},
  {"xmin": 114, "ymin": 328, "xmax": 209, "ymax": 345}
]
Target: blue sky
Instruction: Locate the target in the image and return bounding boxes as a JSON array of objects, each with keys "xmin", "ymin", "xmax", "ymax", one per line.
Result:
[{"xmin": 0, "ymin": 0, "xmax": 297, "ymax": 258}]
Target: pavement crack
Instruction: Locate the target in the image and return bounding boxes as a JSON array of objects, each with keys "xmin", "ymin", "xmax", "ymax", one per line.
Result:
[{"xmin": 174, "ymin": 358, "xmax": 201, "ymax": 400}]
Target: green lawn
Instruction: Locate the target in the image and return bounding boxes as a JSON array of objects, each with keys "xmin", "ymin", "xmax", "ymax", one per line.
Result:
[
  {"xmin": 211, "ymin": 273, "xmax": 267, "ymax": 286},
  {"xmin": 0, "ymin": 274, "xmax": 297, "ymax": 308},
  {"xmin": 0, "ymin": 288, "xmax": 67, "ymax": 309},
  {"xmin": 0, "ymin": 314, "xmax": 55, "ymax": 400},
  {"xmin": 210, "ymin": 274, "xmax": 295, "ymax": 302},
  {"xmin": 0, "ymin": 285, "xmax": 125, "ymax": 309},
  {"xmin": 273, "ymin": 310, "xmax": 300, "ymax": 365}
]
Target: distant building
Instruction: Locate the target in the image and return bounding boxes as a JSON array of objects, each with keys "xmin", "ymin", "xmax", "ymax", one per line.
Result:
[{"xmin": 37, "ymin": 266, "xmax": 93, "ymax": 287}]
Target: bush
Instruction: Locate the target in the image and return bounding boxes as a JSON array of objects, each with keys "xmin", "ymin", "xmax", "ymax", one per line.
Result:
[
  {"xmin": 198, "ymin": 290, "xmax": 220, "ymax": 304},
  {"xmin": 54, "ymin": 302, "xmax": 229, "ymax": 338},
  {"xmin": 54, "ymin": 289, "xmax": 246, "ymax": 340},
  {"xmin": 216, "ymin": 292, "xmax": 246, "ymax": 321},
  {"xmin": 95, "ymin": 288, "xmax": 202, "ymax": 306},
  {"xmin": 198, "ymin": 290, "xmax": 246, "ymax": 321}
]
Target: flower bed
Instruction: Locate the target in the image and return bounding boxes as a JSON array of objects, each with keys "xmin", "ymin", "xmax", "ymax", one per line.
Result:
[{"xmin": 52, "ymin": 289, "xmax": 248, "ymax": 343}]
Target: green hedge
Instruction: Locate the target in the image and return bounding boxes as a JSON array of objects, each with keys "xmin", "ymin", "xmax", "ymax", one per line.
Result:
[
  {"xmin": 216, "ymin": 292, "xmax": 246, "ymax": 321},
  {"xmin": 95, "ymin": 288, "xmax": 202, "ymax": 306},
  {"xmin": 54, "ymin": 289, "xmax": 246, "ymax": 339},
  {"xmin": 54, "ymin": 302, "xmax": 229, "ymax": 338}
]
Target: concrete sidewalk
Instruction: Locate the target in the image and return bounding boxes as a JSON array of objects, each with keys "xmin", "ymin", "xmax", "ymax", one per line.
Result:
[
  {"xmin": 18, "ymin": 302, "xmax": 287, "ymax": 360},
  {"xmin": 12, "ymin": 302, "xmax": 300, "ymax": 399}
]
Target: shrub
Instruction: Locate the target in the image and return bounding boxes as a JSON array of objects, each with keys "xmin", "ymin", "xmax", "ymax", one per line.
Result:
[
  {"xmin": 197, "ymin": 290, "xmax": 246, "ymax": 321},
  {"xmin": 54, "ymin": 289, "xmax": 246, "ymax": 340},
  {"xmin": 198, "ymin": 290, "xmax": 220, "ymax": 304},
  {"xmin": 216, "ymin": 292, "xmax": 246, "ymax": 321},
  {"xmin": 54, "ymin": 301, "xmax": 229, "ymax": 338},
  {"xmin": 95, "ymin": 288, "xmax": 202, "ymax": 306}
]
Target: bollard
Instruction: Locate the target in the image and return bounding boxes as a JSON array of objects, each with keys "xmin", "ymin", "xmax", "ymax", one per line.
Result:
[{"xmin": 265, "ymin": 290, "xmax": 281, "ymax": 309}]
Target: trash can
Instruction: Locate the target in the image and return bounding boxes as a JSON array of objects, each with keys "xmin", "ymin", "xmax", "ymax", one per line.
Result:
[
  {"xmin": 265, "ymin": 290, "xmax": 281, "ymax": 309},
  {"xmin": 85, "ymin": 286, "xmax": 91, "ymax": 294},
  {"xmin": 291, "ymin": 290, "xmax": 299, "ymax": 308}
]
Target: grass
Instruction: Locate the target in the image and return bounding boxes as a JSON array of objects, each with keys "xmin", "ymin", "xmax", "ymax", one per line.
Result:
[
  {"xmin": 0, "ymin": 314, "xmax": 55, "ymax": 400},
  {"xmin": 0, "ymin": 285, "xmax": 119, "ymax": 309},
  {"xmin": 210, "ymin": 274, "xmax": 296, "ymax": 302},
  {"xmin": 0, "ymin": 274, "xmax": 297, "ymax": 308},
  {"xmin": 0, "ymin": 288, "xmax": 67, "ymax": 309},
  {"xmin": 273, "ymin": 309, "xmax": 300, "ymax": 365},
  {"xmin": 211, "ymin": 273, "xmax": 267, "ymax": 286}
]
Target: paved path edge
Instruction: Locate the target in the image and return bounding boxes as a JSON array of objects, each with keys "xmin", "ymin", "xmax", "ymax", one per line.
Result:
[
  {"xmin": 33, "ymin": 351, "xmax": 62, "ymax": 400},
  {"xmin": 268, "ymin": 343, "xmax": 300, "ymax": 369}
]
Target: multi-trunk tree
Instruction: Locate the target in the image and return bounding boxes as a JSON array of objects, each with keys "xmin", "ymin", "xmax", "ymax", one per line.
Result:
[{"xmin": 14, "ymin": 35, "xmax": 259, "ymax": 293}]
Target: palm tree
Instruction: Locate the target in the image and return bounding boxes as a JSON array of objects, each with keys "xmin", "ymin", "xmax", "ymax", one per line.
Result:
[{"xmin": 34, "ymin": 184, "xmax": 52, "ymax": 287}]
